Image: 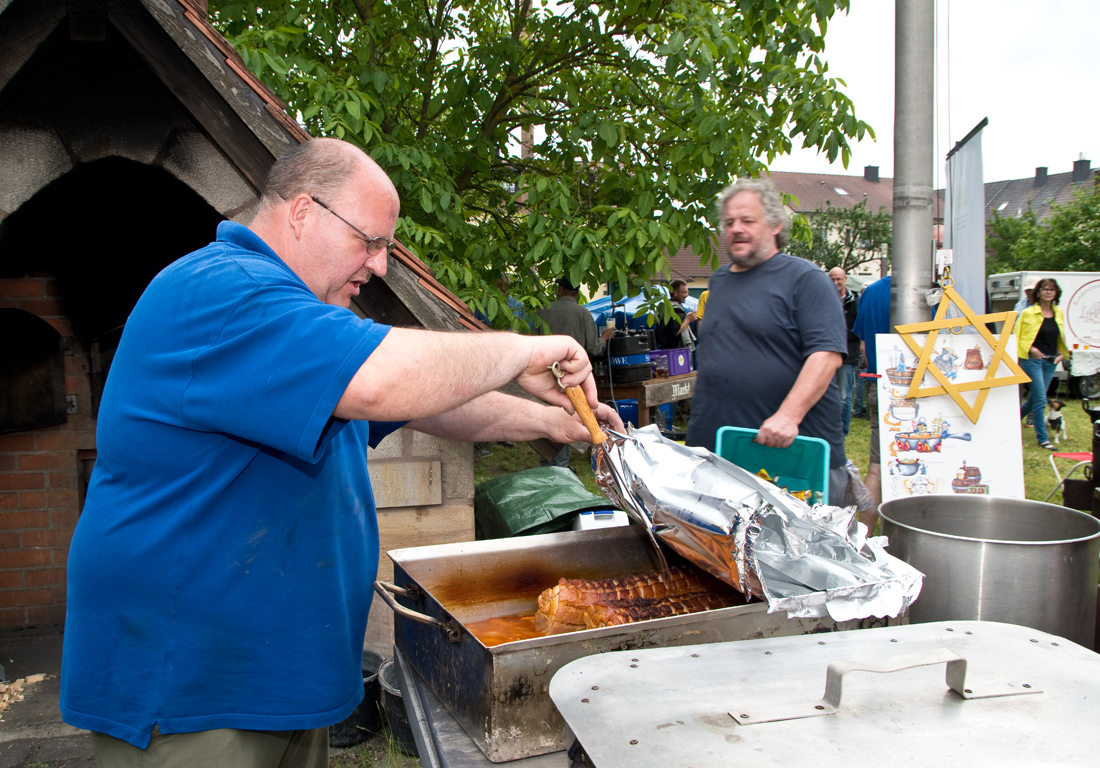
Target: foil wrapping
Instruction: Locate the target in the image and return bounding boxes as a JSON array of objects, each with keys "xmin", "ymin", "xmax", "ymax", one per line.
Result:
[{"xmin": 594, "ymin": 425, "xmax": 923, "ymax": 621}]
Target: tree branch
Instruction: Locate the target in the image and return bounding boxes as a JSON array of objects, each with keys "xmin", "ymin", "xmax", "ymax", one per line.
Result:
[{"xmin": 416, "ymin": 0, "xmax": 452, "ymax": 140}]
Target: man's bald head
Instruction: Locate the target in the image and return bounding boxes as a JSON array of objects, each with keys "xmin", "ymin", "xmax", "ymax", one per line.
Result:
[
  {"xmin": 828, "ymin": 267, "xmax": 847, "ymax": 297},
  {"xmin": 249, "ymin": 138, "xmax": 400, "ymax": 307},
  {"xmin": 259, "ymin": 138, "xmax": 397, "ymax": 213}
]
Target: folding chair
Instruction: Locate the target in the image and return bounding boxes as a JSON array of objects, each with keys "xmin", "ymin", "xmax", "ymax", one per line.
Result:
[{"xmin": 1044, "ymin": 451, "xmax": 1093, "ymax": 503}]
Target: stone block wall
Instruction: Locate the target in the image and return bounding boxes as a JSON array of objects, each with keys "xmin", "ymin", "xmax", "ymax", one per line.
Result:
[{"xmin": 363, "ymin": 428, "xmax": 475, "ymax": 656}]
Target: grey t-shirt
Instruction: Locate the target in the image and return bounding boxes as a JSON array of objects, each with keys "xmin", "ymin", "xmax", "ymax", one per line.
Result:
[{"xmin": 685, "ymin": 253, "xmax": 848, "ymax": 467}]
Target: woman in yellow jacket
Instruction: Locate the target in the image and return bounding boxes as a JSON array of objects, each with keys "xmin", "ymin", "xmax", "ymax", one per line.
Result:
[{"xmin": 1013, "ymin": 277, "xmax": 1070, "ymax": 450}]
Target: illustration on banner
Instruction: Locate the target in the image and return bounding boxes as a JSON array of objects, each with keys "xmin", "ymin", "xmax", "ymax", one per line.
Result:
[{"xmin": 877, "ymin": 337, "xmax": 1023, "ymax": 501}]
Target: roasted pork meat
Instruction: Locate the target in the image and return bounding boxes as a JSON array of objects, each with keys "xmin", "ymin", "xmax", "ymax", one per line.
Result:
[
  {"xmin": 535, "ymin": 566, "xmax": 717, "ymax": 634},
  {"xmin": 582, "ymin": 591, "xmax": 736, "ymax": 628}
]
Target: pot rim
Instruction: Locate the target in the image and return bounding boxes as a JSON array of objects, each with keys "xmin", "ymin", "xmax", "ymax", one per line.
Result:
[{"xmin": 879, "ymin": 497, "xmax": 1100, "ymax": 547}]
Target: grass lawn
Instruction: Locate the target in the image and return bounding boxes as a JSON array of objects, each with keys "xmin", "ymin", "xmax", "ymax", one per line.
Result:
[{"xmin": 475, "ymin": 394, "xmax": 1097, "ymax": 507}]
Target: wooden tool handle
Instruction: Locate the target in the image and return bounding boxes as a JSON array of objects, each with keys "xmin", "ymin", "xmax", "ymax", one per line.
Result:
[{"xmin": 565, "ymin": 385, "xmax": 606, "ymax": 445}]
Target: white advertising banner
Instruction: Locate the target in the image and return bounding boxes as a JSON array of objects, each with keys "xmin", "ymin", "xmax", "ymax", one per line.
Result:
[
  {"xmin": 943, "ymin": 125, "xmax": 986, "ymax": 316},
  {"xmin": 876, "ymin": 333, "xmax": 1024, "ymax": 501}
]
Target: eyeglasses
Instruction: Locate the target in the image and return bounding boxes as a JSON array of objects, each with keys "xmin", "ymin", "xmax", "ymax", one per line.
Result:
[
  {"xmin": 1040, "ymin": 287, "xmax": 1058, "ymax": 293},
  {"xmin": 310, "ymin": 196, "xmax": 396, "ymax": 257}
]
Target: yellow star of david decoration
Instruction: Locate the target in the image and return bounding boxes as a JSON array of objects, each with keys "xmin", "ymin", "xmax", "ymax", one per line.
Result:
[{"xmin": 892, "ymin": 282, "xmax": 1030, "ymax": 423}]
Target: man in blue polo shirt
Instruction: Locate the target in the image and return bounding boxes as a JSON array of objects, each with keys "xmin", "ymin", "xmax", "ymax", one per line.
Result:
[
  {"xmin": 852, "ymin": 274, "xmax": 891, "ymax": 519},
  {"xmin": 61, "ymin": 138, "xmax": 621, "ymax": 767}
]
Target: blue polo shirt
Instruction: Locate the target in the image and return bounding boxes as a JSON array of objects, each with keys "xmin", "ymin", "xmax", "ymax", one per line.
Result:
[
  {"xmin": 852, "ymin": 276, "xmax": 892, "ymax": 373},
  {"xmin": 61, "ymin": 222, "xmax": 401, "ymax": 747}
]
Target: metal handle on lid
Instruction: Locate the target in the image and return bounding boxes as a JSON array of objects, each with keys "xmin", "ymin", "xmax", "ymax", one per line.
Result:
[{"xmin": 731, "ymin": 647, "xmax": 1042, "ymax": 725}]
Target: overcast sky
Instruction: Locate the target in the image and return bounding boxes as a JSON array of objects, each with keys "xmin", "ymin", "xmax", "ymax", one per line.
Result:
[{"xmin": 764, "ymin": 0, "xmax": 1100, "ymax": 186}]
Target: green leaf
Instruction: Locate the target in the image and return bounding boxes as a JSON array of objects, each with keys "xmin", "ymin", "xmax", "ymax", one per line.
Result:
[
  {"xmin": 550, "ymin": 249, "xmax": 563, "ymax": 275},
  {"xmin": 260, "ymin": 51, "xmax": 287, "ymax": 75},
  {"xmin": 419, "ymin": 186, "xmax": 434, "ymax": 214}
]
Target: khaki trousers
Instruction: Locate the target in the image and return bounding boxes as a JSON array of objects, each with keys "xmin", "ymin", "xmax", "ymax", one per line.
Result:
[{"xmin": 92, "ymin": 726, "xmax": 329, "ymax": 768}]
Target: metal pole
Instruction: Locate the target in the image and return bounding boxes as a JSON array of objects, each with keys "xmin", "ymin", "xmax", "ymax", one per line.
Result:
[{"xmin": 891, "ymin": 0, "xmax": 935, "ymax": 327}]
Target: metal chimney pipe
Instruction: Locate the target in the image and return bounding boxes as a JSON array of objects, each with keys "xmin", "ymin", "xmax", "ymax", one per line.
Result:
[{"xmin": 891, "ymin": 0, "xmax": 935, "ymax": 327}]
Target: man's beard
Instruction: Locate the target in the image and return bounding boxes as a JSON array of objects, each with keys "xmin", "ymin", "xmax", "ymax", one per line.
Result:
[{"xmin": 728, "ymin": 240, "xmax": 770, "ymax": 269}]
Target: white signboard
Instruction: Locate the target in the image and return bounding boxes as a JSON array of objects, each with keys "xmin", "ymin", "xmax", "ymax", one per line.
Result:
[
  {"xmin": 1064, "ymin": 278, "xmax": 1100, "ymax": 348},
  {"xmin": 875, "ymin": 334, "xmax": 1025, "ymax": 501}
]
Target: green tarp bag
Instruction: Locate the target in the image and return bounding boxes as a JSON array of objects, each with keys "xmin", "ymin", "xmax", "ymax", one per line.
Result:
[{"xmin": 474, "ymin": 466, "xmax": 618, "ymax": 539}]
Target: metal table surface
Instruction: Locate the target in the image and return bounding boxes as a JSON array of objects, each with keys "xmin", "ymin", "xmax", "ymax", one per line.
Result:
[
  {"xmin": 550, "ymin": 620, "xmax": 1100, "ymax": 767},
  {"xmin": 394, "ymin": 647, "xmax": 568, "ymax": 768}
]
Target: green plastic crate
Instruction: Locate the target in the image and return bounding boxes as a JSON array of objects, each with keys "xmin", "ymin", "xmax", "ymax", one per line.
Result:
[{"xmin": 715, "ymin": 426, "xmax": 830, "ymax": 500}]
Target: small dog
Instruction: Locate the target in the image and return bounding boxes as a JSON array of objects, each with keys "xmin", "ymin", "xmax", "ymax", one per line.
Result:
[{"xmin": 1046, "ymin": 399, "xmax": 1067, "ymax": 444}]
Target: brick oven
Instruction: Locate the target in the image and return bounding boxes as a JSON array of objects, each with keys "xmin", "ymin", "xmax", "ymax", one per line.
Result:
[{"xmin": 0, "ymin": 0, "xmax": 506, "ymax": 654}]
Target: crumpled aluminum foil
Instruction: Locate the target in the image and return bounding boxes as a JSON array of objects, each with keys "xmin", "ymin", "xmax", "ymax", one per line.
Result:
[{"xmin": 594, "ymin": 425, "xmax": 923, "ymax": 621}]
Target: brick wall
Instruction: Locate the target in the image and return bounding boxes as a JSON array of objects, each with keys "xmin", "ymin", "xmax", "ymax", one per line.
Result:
[{"xmin": 0, "ymin": 277, "xmax": 96, "ymax": 628}]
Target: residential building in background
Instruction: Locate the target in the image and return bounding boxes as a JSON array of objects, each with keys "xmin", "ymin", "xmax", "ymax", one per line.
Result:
[
  {"xmin": 937, "ymin": 157, "xmax": 1096, "ymax": 225},
  {"xmin": 666, "ymin": 166, "xmax": 892, "ymax": 296},
  {"xmin": 666, "ymin": 157, "xmax": 1096, "ymax": 300}
]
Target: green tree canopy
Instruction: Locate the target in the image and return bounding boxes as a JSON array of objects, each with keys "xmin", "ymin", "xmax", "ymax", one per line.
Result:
[
  {"xmin": 985, "ymin": 205, "xmax": 1038, "ymax": 274},
  {"xmin": 786, "ymin": 199, "xmax": 890, "ymax": 272},
  {"xmin": 987, "ymin": 184, "xmax": 1100, "ymax": 273},
  {"xmin": 210, "ymin": 0, "xmax": 873, "ymax": 327}
]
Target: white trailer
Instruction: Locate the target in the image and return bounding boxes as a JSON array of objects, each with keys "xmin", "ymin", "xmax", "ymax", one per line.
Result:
[{"xmin": 987, "ymin": 270, "xmax": 1100, "ymax": 398}]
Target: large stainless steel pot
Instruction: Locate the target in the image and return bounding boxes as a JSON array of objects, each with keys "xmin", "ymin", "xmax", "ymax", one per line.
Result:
[
  {"xmin": 377, "ymin": 525, "xmax": 899, "ymax": 762},
  {"xmin": 880, "ymin": 495, "xmax": 1100, "ymax": 648}
]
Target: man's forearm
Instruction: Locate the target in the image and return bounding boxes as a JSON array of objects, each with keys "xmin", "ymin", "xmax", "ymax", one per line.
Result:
[
  {"xmin": 335, "ymin": 329, "xmax": 532, "ymax": 421},
  {"xmin": 409, "ymin": 392, "xmax": 561, "ymax": 442},
  {"xmin": 408, "ymin": 390, "xmax": 623, "ymax": 445}
]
